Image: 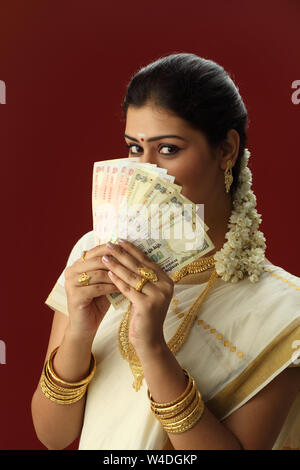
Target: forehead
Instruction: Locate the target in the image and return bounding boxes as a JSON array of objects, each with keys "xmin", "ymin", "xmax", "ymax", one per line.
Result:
[{"xmin": 125, "ymin": 105, "xmax": 185, "ymax": 132}]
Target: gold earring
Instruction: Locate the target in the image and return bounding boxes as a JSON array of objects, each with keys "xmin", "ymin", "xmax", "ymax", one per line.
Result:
[{"xmin": 224, "ymin": 160, "xmax": 233, "ymax": 193}]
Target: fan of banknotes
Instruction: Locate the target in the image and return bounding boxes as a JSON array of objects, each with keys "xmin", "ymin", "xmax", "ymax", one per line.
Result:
[{"xmin": 92, "ymin": 157, "xmax": 215, "ymax": 309}]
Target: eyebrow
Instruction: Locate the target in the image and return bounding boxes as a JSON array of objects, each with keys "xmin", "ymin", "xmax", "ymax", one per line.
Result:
[{"xmin": 124, "ymin": 134, "xmax": 187, "ymax": 143}]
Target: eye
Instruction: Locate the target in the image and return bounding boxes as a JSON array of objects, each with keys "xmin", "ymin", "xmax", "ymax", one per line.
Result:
[
  {"xmin": 159, "ymin": 145, "xmax": 179, "ymax": 155},
  {"xmin": 125, "ymin": 143, "xmax": 142, "ymax": 154},
  {"xmin": 125, "ymin": 143, "xmax": 180, "ymax": 156}
]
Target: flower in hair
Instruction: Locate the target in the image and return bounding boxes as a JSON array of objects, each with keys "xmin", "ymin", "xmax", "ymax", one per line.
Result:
[{"xmin": 213, "ymin": 148, "xmax": 267, "ymax": 283}]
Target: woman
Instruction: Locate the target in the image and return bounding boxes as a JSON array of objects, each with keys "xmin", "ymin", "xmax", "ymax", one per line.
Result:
[{"xmin": 31, "ymin": 53, "xmax": 300, "ymax": 450}]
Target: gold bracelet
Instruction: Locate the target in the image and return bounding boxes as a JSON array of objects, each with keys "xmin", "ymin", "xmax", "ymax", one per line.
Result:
[
  {"xmin": 148, "ymin": 370, "xmax": 194, "ymax": 416},
  {"xmin": 42, "ymin": 363, "xmax": 87, "ymax": 399},
  {"xmin": 163, "ymin": 398, "xmax": 204, "ymax": 434},
  {"xmin": 156, "ymin": 389, "xmax": 199, "ymax": 424},
  {"xmin": 43, "ymin": 361, "xmax": 87, "ymax": 394},
  {"xmin": 42, "ymin": 375, "xmax": 83, "ymax": 398},
  {"xmin": 159, "ymin": 390, "xmax": 202, "ymax": 426},
  {"xmin": 40, "ymin": 371, "xmax": 87, "ymax": 404},
  {"xmin": 47, "ymin": 346, "xmax": 96, "ymax": 387},
  {"xmin": 39, "ymin": 347, "xmax": 96, "ymax": 405},
  {"xmin": 151, "ymin": 386, "xmax": 197, "ymax": 418},
  {"xmin": 40, "ymin": 377, "xmax": 87, "ymax": 404},
  {"xmin": 148, "ymin": 369, "xmax": 205, "ymax": 434},
  {"xmin": 147, "ymin": 369, "xmax": 192, "ymax": 409}
]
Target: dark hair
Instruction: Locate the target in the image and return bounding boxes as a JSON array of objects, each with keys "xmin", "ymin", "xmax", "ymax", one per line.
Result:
[{"xmin": 122, "ymin": 53, "xmax": 248, "ymax": 196}]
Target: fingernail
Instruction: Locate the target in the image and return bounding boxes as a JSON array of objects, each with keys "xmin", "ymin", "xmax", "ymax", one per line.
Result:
[
  {"xmin": 107, "ymin": 242, "xmax": 115, "ymax": 249},
  {"xmin": 102, "ymin": 255, "xmax": 110, "ymax": 262},
  {"xmin": 117, "ymin": 238, "xmax": 126, "ymax": 243}
]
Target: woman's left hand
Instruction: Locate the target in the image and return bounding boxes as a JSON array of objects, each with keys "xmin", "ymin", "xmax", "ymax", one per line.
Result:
[{"xmin": 102, "ymin": 239, "xmax": 174, "ymax": 353}]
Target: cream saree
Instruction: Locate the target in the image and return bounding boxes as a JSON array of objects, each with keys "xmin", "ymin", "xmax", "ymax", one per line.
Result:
[{"xmin": 45, "ymin": 231, "xmax": 300, "ymax": 450}]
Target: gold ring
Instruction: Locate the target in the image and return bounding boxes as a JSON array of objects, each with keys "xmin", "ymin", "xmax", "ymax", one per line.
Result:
[
  {"xmin": 135, "ymin": 277, "xmax": 149, "ymax": 292},
  {"xmin": 81, "ymin": 250, "xmax": 87, "ymax": 261},
  {"xmin": 78, "ymin": 272, "xmax": 91, "ymax": 286},
  {"xmin": 135, "ymin": 267, "xmax": 158, "ymax": 292}
]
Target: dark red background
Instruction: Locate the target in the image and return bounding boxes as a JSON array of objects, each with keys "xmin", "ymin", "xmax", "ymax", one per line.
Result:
[{"xmin": 0, "ymin": 0, "xmax": 299, "ymax": 450}]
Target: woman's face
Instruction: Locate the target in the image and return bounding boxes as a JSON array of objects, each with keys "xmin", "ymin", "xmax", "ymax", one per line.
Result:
[{"xmin": 124, "ymin": 103, "xmax": 235, "ymax": 205}]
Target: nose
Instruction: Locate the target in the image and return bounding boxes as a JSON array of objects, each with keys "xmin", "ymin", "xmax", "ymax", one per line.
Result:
[{"xmin": 139, "ymin": 149, "xmax": 157, "ymax": 165}]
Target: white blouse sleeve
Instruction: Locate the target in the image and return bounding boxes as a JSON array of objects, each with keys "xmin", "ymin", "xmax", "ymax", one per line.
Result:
[{"xmin": 44, "ymin": 230, "xmax": 96, "ymax": 316}]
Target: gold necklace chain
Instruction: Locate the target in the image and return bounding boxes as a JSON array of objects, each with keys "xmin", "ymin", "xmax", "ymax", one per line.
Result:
[
  {"xmin": 118, "ymin": 256, "xmax": 219, "ymax": 391},
  {"xmin": 170, "ymin": 254, "xmax": 216, "ymax": 282}
]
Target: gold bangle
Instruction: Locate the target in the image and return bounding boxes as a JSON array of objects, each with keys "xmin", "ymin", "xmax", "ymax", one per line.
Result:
[
  {"xmin": 40, "ymin": 381, "xmax": 86, "ymax": 402},
  {"xmin": 43, "ymin": 364, "xmax": 87, "ymax": 398},
  {"xmin": 151, "ymin": 386, "xmax": 197, "ymax": 418},
  {"xmin": 148, "ymin": 369, "xmax": 194, "ymax": 416},
  {"xmin": 147, "ymin": 369, "xmax": 205, "ymax": 434},
  {"xmin": 163, "ymin": 399, "xmax": 204, "ymax": 434},
  {"xmin": 159, "ymin": 390, "xmax": 202, "ymax": 426},
  {"xmin": 40, "ymin": 371, "xmax": 87, "ymax": 404},
  {"xmin": 161, "ymin": 392, "xmax": 204, "ymax": 430},
  {"xmin": 151, "ymin": 377, "xmax": 196, "ymax": 416},
  {"xmin": 40, "ymin": 377, "xmax": 86, "ymax": 404},
  {"xmin": 44, "ymin": 361, "xmax": 86, "ymax": 393},
  {"xmin": 147, "ymin": 369, "xmax": 192, "ymax": 409},
  {"xmin": 39, "ymin": 346, "xmax": 97, "ymax": 405},
  {"xmin": 47, "ymin": 346, "xmax": 96, "ymax": 387},
  {"xmin": 156, "ymin": 388, "xmax": 199, "ymax": 423}
]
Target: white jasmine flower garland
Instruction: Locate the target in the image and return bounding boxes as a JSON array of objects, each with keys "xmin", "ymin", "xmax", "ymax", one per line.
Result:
[{"xmin": 213, "ymin": 148, "xmax": 267, "ymax": 283}]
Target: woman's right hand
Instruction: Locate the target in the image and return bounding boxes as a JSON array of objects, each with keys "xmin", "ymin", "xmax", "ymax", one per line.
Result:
[{"xmin": 64, "ymin": 244, "xmax": 120, "ymax": 339}]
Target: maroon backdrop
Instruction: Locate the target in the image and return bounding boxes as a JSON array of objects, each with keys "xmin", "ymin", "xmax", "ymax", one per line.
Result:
[{"xmin": 0, "ymin": 0, "xmax": 299, "ymax": 450}]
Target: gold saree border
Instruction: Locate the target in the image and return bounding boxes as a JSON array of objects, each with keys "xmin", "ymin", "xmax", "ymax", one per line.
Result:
[
  {"xmin": 163, "ymin": 319, "xmax": 300, "ymax": 451},
  {"xmin": 281, "ymin": 445, "xmax": 300, "ymax": 450},
  {"xmin": 206, "ymin": 318, "xmax": 300, "ymax": 420}
]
